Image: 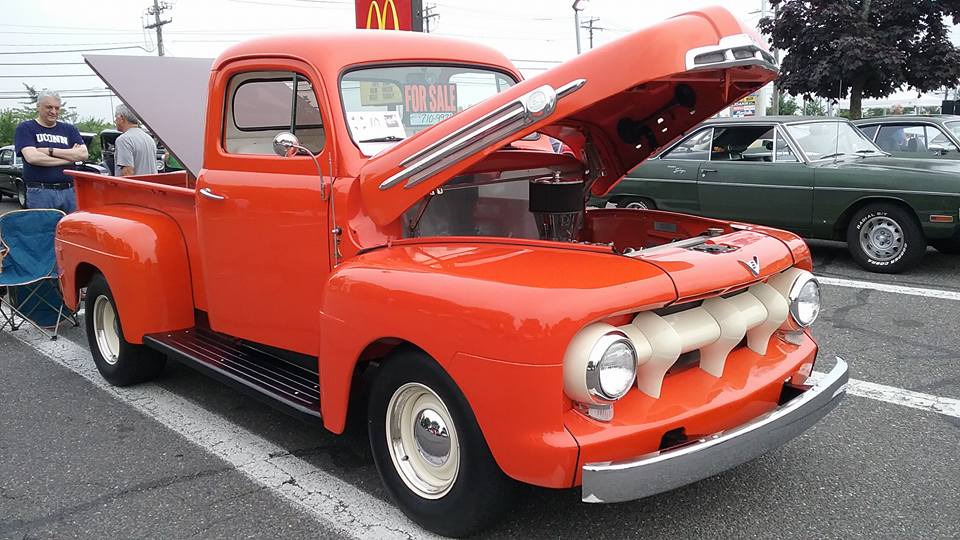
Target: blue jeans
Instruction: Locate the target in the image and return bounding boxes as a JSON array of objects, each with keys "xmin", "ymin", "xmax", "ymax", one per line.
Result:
[{"xmin": 26, "ymin": 186, "xmax": 76, "ymax": 213}]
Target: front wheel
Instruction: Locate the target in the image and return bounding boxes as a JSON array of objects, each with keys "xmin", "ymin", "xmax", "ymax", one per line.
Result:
[
  {"xmin": 845, "ymin": 204, "xmax": 925, "ymax": 273},
  {"xmin": 617, "ymin": 196, "xmax": 656, "ymax": 210},
  {"xmin": 85, "ymin": 273, "xmax": 166, "ymax": 386},
  {"xmin": 368, "ymin": 350, "xmax": 516, "ymax": 537}
]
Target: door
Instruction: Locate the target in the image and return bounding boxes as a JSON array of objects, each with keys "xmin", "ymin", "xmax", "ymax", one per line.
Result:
[
  {"xmin": 698, "ymin": 124, "xmax": 814, "ymax": 233},
  {"xmin": 0, "ymin": 148, "xmax": 15, "ymax": 195},
  {"xmin": 615, "ymin": 127, "xmax": 711, "ymax": 213},
  {"xmin": 196, "ymin": 62, "xmax": 333, "ymax": 355}
]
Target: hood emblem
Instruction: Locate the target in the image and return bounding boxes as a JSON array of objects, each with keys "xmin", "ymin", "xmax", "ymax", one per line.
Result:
[{"xmin": 740, "ymin": 255, "xmax": 761, "ymax": 277}]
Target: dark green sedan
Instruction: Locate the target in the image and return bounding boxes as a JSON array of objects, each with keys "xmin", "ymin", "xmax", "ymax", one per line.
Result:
[{"xmin": 593, "ymin": 117, "xmax": 960, "ymax": 273}]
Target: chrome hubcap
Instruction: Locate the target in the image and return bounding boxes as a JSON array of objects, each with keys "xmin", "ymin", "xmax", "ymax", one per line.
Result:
[
  {"xmin": 625, "ymin": 201, "xmax": 648, "ymax": 210},
  {"xmin": 93, "ymin": 296, "xmax": 121, "ymax": 365},
  {"xmin": 860, "ymin": 216, "xmax": 904, "ymax": 262},
  {"xmin": 386, "ymin": 383, "xmax": 459, "ymax": 499}
]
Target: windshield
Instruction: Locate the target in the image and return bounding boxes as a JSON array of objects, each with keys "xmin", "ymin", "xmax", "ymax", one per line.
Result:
[
  {"xmin": 785, "ymin": 121, "xmax": 881, "ymax": 160},
  {"xmin": 340, "ymin": 65, "xmax": 517, "ymax": 155}
]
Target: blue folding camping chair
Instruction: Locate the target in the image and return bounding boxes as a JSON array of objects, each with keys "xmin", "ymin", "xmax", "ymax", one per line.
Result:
[{"xmin": 0, "ymin": 209, "xmax": 78, "ymax": 340}]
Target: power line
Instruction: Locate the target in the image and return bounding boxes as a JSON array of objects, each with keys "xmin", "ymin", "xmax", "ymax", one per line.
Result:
[
  {"xmin": 0, "ymin": 62, "xmax": 86, "ymax": 66},
  {"xmin": 0, "ymin": 41, "xmax": 146, "ymax": 47},
  {"xmin": 0, "ymin": 74, "xmax": 99, "ymax": 78}
]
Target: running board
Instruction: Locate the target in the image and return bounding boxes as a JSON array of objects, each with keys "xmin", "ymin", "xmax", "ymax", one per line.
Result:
[{"xmin": 144, "ymin": 328, "xmax": 322, "ymax": 424}]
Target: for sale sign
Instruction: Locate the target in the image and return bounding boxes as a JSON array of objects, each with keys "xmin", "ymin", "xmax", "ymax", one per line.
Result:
[{"xmin": 403, "ymin": 83, "xmax": 457, "ymax": 126}]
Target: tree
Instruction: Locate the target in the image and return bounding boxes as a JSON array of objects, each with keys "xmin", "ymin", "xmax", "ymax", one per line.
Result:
[
  {"xmin": 767, "ymin": 93, "xmax": 799, "ymax": 115},
  {"xmin": 759, "ymin": 0, "xmax": 960, "ymax": 119},
  {"xmin": 73, "ymin": 117, "xmax": 114, "ymax": 162}
]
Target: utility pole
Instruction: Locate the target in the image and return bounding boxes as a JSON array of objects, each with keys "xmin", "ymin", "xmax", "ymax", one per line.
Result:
[
  {"xmin": 144, "ymin": 0, "xmax": 172, "ymax": 56},
  {"xmin": 572, "ymin": 0, "xmax": 585, "ymax": 54},
  {"xmin": 580, "ymin": 17, "xmax": 602, "ymax": 49},
  {"xmin": 421, "ymin": 4, "xmax": 439, "ymax": 33}
]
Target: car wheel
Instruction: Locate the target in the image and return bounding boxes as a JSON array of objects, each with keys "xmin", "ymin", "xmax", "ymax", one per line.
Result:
[
  {"xmin": 368, "ymin": 349, "xmax": 516, "ymax": 537},
  {"xmin": 618, "ymin": 197, "xmax": 655, "ymax": 210},
  {"xmin": 845, "ymin": 204, "xmax": 925, "ymax": 273},
  {"xmin": 931, "ymin": 239, "xmax": 960, "ymax": 255},
  {"xmin": 15, "ymin": 180, "xmax": 26, "ymax": 208},
  {"xmin": 85, "ymin": 273, "xmax": 166, "ymax": 386}
]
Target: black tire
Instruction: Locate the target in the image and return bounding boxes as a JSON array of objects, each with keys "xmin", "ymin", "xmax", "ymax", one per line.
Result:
[
  {"xmin": 368, "ymin": 350, "xmax": 516, "ymax": 538},
  {"xmin": 845, "ymin": 203, "xmax": 925, "ymax": 273},
  {"xmin": 15, "ymin": 180, "xmax": 26, "ymax": 208},
  {"xmin": 84, "ymin": 273, "xmax": 166, "ymax": 386},
  {"xmin": 932, "ymin": 239, "xmax": 960, "ymax": 255},
  {"xmin": 617, "ymin": 196, "xmax": 655, "ymax": 210}
]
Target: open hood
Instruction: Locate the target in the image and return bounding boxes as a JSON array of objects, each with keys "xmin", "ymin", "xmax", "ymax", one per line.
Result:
[
  {"xmin": 84, "ymin": 54, "xmax": 213, "ymax": 178},
  {"xmin": 360, "ymin": 6, "xmax": 777, "ymax": 226}
]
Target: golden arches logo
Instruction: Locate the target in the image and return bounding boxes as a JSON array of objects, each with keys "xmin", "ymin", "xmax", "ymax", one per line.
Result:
[{"xmin": 365, "ymin": 0, "xmax": 401, "ymax": 30}]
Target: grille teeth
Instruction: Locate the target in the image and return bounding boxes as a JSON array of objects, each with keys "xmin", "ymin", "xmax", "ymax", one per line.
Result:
[{"xmin": 620, "ymin": 282, "xmax": 792, "ymax": 399}]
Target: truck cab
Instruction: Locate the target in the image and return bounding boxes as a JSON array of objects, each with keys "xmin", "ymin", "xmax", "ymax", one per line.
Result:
[{"xmin": 56, "ymin": 7, "xmax": 846, "ymax": 537}]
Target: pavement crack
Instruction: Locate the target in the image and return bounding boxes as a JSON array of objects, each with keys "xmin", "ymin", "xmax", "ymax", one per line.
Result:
[{"xmin": 0, "ymin": 466, "xmax": 233, "ymax": 536}]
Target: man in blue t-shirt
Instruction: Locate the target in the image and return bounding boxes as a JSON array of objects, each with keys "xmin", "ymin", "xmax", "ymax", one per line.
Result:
[{"xmin": 13, "ymin": 89, "xmax": 88, "ymax": 212}]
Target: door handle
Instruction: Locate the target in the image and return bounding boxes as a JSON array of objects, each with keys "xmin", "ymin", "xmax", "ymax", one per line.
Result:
[
  {"xmin": 199, "ymin": 187, "xmax": 226, "ymax": 200},
  {"xmin": 700, "ymin": 168, "xmax": 718, "ymax": 177}
]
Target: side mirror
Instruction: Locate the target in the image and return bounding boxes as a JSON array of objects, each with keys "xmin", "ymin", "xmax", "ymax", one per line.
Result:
[
  {"xmin": 929, "ymin": 144, "xmax": 948, "ymax": 156},
  {"xmin": 273, "ymin": 132, "xmax": 302, "ymax": 157}
]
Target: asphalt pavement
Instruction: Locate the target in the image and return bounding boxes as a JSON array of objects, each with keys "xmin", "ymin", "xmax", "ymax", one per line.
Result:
[{"xmin": 1, "ymin": 196, "xmax": 959, "ymax": 539}]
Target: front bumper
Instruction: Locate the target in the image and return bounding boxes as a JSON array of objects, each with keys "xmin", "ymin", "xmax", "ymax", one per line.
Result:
[{"xmin": 581, "ymin": 356, "xmax": 848, "ymax": 503}]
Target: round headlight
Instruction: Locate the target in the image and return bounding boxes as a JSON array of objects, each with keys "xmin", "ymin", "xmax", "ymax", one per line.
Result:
[
  {"xmin": 788, "ymin": 275, "xmax": 821, "ymax": 327},
  {"xmin": 586, "ymin": 333, "xmax": 637, "ymax": 401}
]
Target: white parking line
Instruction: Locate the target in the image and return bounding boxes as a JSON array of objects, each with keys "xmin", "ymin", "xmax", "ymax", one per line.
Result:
[
  {"xmin": 817, "ymin": 276, "xmax": 960, "ymax": 302},
  {"xmin": 807, "ymin": 370, "xmax": 960, "ymax": 418},
  {"xmin": 6, "ymin": 328, "xmax": 435, "ymax": 540}
]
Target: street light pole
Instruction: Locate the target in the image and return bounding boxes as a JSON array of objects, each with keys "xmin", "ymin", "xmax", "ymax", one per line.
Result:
[{"xmin": 572, "ymin": 0, "xmax": 585, "ymax": 54}]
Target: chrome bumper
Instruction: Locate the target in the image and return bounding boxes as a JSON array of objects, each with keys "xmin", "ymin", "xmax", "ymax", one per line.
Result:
[{"xmin": 581, "ymin": 357, "xmax": 848, "ymax": 503}]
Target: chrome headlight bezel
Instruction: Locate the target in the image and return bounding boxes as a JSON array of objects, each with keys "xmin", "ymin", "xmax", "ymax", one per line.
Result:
[
  {"xmin": 787, "ymin": 272, "xmax": 821, "ymax": 328},
  {"xmin": 585, "ymin": 331, "xmax": 638, "ymax": 401}
]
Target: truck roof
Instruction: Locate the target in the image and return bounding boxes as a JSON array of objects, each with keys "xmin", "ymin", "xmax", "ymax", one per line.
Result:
[{"xmin": 214, "ymin": 31, "xmax": 518, "ymax": 78}]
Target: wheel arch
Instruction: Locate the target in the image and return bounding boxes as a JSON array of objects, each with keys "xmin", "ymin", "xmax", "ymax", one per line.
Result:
[{"xmin": 833, "ymin": 196, "xmax": 922, "ymax": 240}]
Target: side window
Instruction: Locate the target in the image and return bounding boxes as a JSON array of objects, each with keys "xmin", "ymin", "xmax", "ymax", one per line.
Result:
[
  {"xmin": 875, "ymin": 124, "xmax": 926, "ymax": 153},
  {"xmin": 662, "ymin": 129, "xmax": 712, "ymax": 161},
  {"xmin": 857, "ymin": 125, "xmax": 878, "ymax": 140},
  {"xmin": 774, "ymin": 129, "xmax": 799, "ymax": 162},
  {"xmin": 926, "ymin": 126, "xmax": 957, "ymax": 152},
  {"xmin": 0, "ymin": 149, "xmax": 11, "ymax": 166},
  {"xmin": 709, "ymin": 125, "xmax": 776, "ymax": 162},
  {"xmin": 224, "ymin": 70, "xmax": 324, "ymax": 155}
]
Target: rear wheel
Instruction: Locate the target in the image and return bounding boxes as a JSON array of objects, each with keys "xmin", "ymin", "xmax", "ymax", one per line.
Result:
[
  {"xmin": 618, "ymin": 196, "xmax": 655, "ymax": 210},
  {"xmin": 15, "ymin": 180, "xmax": 26, "ymax": 208},
  {"xmin": 368, "ymin": 350, "xmax": 516, "ymax": 537},
  {"xmin": 845, "ymin": 203, "xmax": 925, "ymax": 273},
  {"xmin": 932, "ymin": 239, "xmax": 960, "ymax": 255},
  {"xmin": 85, "ymin": 273, "xmax": 166, "ymax": 386}
]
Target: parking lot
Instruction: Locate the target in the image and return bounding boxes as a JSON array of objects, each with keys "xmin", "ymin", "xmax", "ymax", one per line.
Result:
[{"xmin": 1, "ymin": 196, "xmax": 958, "ymax": 539}]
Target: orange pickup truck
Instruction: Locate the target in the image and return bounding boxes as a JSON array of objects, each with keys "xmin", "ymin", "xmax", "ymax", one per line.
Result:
[{"xmin": 56, "ymin": 7, "xmax": 847, "ymax": 537}]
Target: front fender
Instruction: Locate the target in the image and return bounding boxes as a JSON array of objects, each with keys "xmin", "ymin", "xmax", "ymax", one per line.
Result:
[{"xmin": 56, "ymin": 206, "xmax": 194, "ymax": 343}]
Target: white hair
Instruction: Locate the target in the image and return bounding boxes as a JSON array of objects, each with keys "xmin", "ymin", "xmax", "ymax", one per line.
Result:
[
  {"xmin": 115, "ymin": 103, "xmax": 140, "ymax": 125},
  {"xmin": 37, "ymin": 89, "xmax": 61, "ymax": 104}
]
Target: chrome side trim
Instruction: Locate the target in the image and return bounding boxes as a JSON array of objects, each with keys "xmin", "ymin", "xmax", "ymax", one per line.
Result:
[
  {"xmin": 381, "ymin": 78, "xmax": 587, "ymax": 191},
  {"xmin": 700, "ymin": 181, "xmax": 813, "ymax": 191},
  {"xmin": 815, "ymin": 186, "xmax": 960, "ymax": 197},
  {"xmin": 624, "ymin": 177, "xmax": 697, "ymax": 184},
  {"xmin": 581, "ymin": 357, "xmax": 848, "ymax": 503}
]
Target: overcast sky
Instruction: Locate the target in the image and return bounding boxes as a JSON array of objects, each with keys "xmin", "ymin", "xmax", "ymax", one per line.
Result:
[{"xmin": 0, "ymin": 0, "xmax": 949, "ymax": 120}]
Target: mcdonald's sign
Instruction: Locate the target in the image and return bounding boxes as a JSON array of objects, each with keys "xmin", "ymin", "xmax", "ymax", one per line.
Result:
[{"xmin": 355, "ymin": 0, "xmax": 423, "ymax": 31}]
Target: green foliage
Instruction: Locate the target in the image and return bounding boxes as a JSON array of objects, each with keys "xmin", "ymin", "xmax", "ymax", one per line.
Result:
[
  {"xmin": 864, "ymin": 107, "xmax": 888, "ymax": 117},
  {"xmin": 73, "ymin": 117, "xmax": 114, "ymax": 162},
  {"xmin": 760, "ymin": 0, "xmax": 960, "ymax": 119},
  {"xmin": 802, "ymin": 98, "xmax": 827, "ymax": 116},
  {"xmin": 767, "ymin": 93, "xmax": 800, "ymax": 115}
]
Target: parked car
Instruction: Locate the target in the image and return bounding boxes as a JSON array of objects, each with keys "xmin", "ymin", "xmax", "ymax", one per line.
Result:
[
  {"xmin": 853, "ymin": 115, "xmax": 960, "ymax": 159},
  {"xmin": 56, "ymin": 8, "xmax": 848, "ymax": 537},
  {"xmin": 593, "ymin": 116, "xmax": 960, "ymax": 272},
  {"xmin": 0, "ymin": 144, "xmax": 105, "ymax": 208},
  {"xmin": 0, "ymin": 145, "xmax": 26, "ymax": 206}
]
